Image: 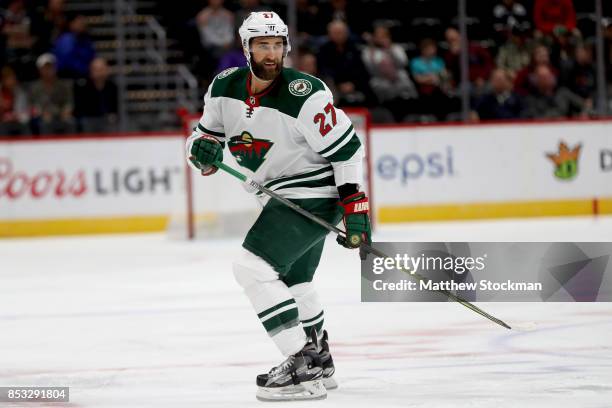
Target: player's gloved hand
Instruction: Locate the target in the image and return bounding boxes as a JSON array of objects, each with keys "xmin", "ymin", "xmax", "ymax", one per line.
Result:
[
  {"xmin": 188, "ymin": 134, "xmax": 223, "ymax": 176},
  {"xmin": 337, "ymin": 191, "xmax": 371, "ymax": 249}
]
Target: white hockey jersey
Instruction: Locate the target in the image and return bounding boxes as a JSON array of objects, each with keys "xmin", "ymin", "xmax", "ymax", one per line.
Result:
[{"xmin": 187, "ymin": 67, "xmax": 363, "ymax": 203}]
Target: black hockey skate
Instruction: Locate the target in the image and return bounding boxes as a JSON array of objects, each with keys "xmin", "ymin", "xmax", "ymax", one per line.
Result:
[
  {"xmin": 256, "ymin": 329, "xmax": 337, "ymax": 400},
  {"xmin": 256, "ymin": 331, "xmax": 326, "ymax": 401},
  {"xmin": 318, "ymin": 330, "xmax": 338, "ymax": 390}
]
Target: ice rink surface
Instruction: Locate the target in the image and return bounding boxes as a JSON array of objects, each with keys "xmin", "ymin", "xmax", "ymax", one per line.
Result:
[{"xmin": 1, "ymin": 216, "xmax": 612, "ymax": 407}]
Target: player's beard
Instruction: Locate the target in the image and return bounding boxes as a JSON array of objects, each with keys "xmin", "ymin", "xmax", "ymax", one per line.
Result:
[{"xmin": 251, "ymin": 56, "xmax": 283, "ymax": 81}]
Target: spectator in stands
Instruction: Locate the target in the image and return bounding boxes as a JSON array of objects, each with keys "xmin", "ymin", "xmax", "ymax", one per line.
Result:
[
  {"xmin": 548, "ymin": 25, "xmax": 581, "ymax": 70},
  {"xmin": 318, "ymin": 20, "xmax": 375, "ymax": 108},
  {"xmin": 0, "ymin": 65, "xmax": 29, "ymax": 135},
  {"xmin": 410, "ymin": 38, "xmax": 456, "ymax": 120},
  {"xmin": 473, "ymin": 68, "xmax": 524, "ymax": 120},
  {"xmin": 297, "ymin": 50, "xmax": 318, "ymax": 76},
  {"xmin": 496, "ymin": 27, "xmax": 533, "ymax": 74},
  {"xmin": 492, "ymin": 0, "xmax": 530, "ymax": 41},
  {"xmin": 196, "ymin": 0, "xmax": 235, "ymax": 63},
  {"xmin": 29, "ymin": 53, "xmax": 75, "ymax": 134},
  {"xmin": 318, "ymin": 0, "xmax": 366, "ymax": 38},
  {"xmin": 410, "ymin": 38, "xmax": 446, "ymax": 90},
  {"xmin": 514, "ymin": 44, "xmax": 559, "ymax": 96},
  {"xmin": 73, "ymin": 57, "xmax": 118, "ymax": 133},
  {"xmin": 560, "ymin": 43, "xmax": 595, "ymax": 100},
  {"xmin": 533, "ymin": 0, "xmax": 576, "ymax": 37},
  {"xmin": 361, "ymin": 25, "xmax": 417, "ymax": 121},
  {"xmin": 30, "ymin": 0, "xmax": 67, "ymax": 55},
  {"xmin": 296, "ymin": 0, "xmax": 324, "ymax": 46},
  {"xmin": 443, "ymin": 27, "xmax": 494, "ymax": 94},
  {"xmin": 52, "ymin": 13, "xmax": 96, "ymax": 79},
  {"xmin": 523, "ymin": 64, "xmax": 589, "ymax": 119}
]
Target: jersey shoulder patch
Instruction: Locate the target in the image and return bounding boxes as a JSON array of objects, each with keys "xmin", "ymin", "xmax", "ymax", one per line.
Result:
[
  {"xmin": 211, "ymin": 67, "xmax": 249, "ymax": 99},
  {"xmin": 288, "ymin": 78, "xmax": 313, "ymax": 96},
  {"xmin": 216, "ymin": 67, "xmax": 240, "ymax": 79},
  {"xmin": 282, "ymin": 69, "xmax": 326, "ymax": 98},
  {"xmin": 262, "ymin": 69, "xmax": 327, "ymax": 118}
]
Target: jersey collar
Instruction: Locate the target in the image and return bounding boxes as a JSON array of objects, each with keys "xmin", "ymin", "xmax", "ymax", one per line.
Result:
[{"xmin": 246, "ymin": 71, "xmax": 280, "ymax": 106}]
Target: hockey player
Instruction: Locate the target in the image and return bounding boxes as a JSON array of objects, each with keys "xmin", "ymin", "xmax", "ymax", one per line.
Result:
[{"xmin": 186, "ymin": 11, "xmax": 371, "ymax": 401}]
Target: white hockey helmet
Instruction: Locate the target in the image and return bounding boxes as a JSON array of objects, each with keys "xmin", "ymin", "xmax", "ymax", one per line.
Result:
[{"xmin": 238, "ymin": 11, "xmax": 291, "ymax": 62}]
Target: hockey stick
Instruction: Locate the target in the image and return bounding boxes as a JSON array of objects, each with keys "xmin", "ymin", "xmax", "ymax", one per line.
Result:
[{"xmin": 213, "ymin": 161, "xmax": 512, "ymax": 330}]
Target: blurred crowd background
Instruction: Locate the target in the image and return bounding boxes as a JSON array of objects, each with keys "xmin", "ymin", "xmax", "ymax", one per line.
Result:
[{"xmin": 1, "ymin": 0, "xmax": 612, "ymax": 135}]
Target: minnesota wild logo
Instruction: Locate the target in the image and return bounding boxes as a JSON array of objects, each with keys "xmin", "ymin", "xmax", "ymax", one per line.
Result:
[
  {"xmin": 546, "ymin": 141, "xmax": 582, "ymax": 180},
  {"xmin": 288, "ymin": 79, "xmax": 312, "ymax": 96},
  {"xmin": 228, "ymin": 131, "xmax": 273, "ymax": 172}
]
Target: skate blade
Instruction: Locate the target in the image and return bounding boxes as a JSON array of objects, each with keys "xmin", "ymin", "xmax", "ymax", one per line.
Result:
[
  {"xmin": 323, "ymin": 376, "xmax": 338, "ymax": 390},
  {"xmin": 256, "ymin": 379, "xmax": 327, "ymax": 402}
]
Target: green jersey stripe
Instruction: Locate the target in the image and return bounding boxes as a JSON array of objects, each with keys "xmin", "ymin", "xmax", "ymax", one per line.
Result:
[
  {"xmin": 265, "ymin": 166, "xmax": 333, "ymax": 190},
  {"xmin": 260, "ymin": 303, "xmax": 298, "ymax": 323},
  {"xmin": 318, "ymin": 125, "xmax": 354, "ymax": 156},
  {"xmin": 255, "ymin": 166, "xmax": 333, "ymax": 196},
  {"xmin": 256, "ymin": 186, "xmax": 339, "ymax": 200},
  {"xmin": 326, "ymin": 134, "xmax": 362, "ymax": 162},
  {"xmin": 263, "ymin": 308, "xmax": 300, "ymax": 334},
  {"xmin": 197, "ymin": 123, "xmax": 225, "ymax": 138},
  {"xmin": 302, "ymin": 315, "xmax": 324, "ymax": 328},
  {"xmin": 268, "ymin": 171, "xmax": 334, "ymax": 192},
  {"xmin": 301, "ymin": 319, "xmax": 324, "ymax": 336},
  {"xmin": 301, "ymin": 310, "xmax": 324, "ymax": 325},
  {"xmin": 274, "ymin": 175, "xmax": 336, "ymax": 191},
  {"xmin": 257, "ymin": 298, "xmax": 296, "ymax": 320},
  {"xmin": 268, "ymin": 317, "xmax": 301, "ymax": 337}
]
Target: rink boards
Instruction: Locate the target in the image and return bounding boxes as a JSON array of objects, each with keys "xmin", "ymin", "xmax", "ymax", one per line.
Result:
[
  {"xmin": 1, "ymin": 119, "xmax": 611, "ymax": 236},
  {"xmin": 370, "ymin": 120, "xmax": 612, "ymax": 222},
  {"xmin": 0, "ymin": 133, "xmax": 186, "ymax": 237}
]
